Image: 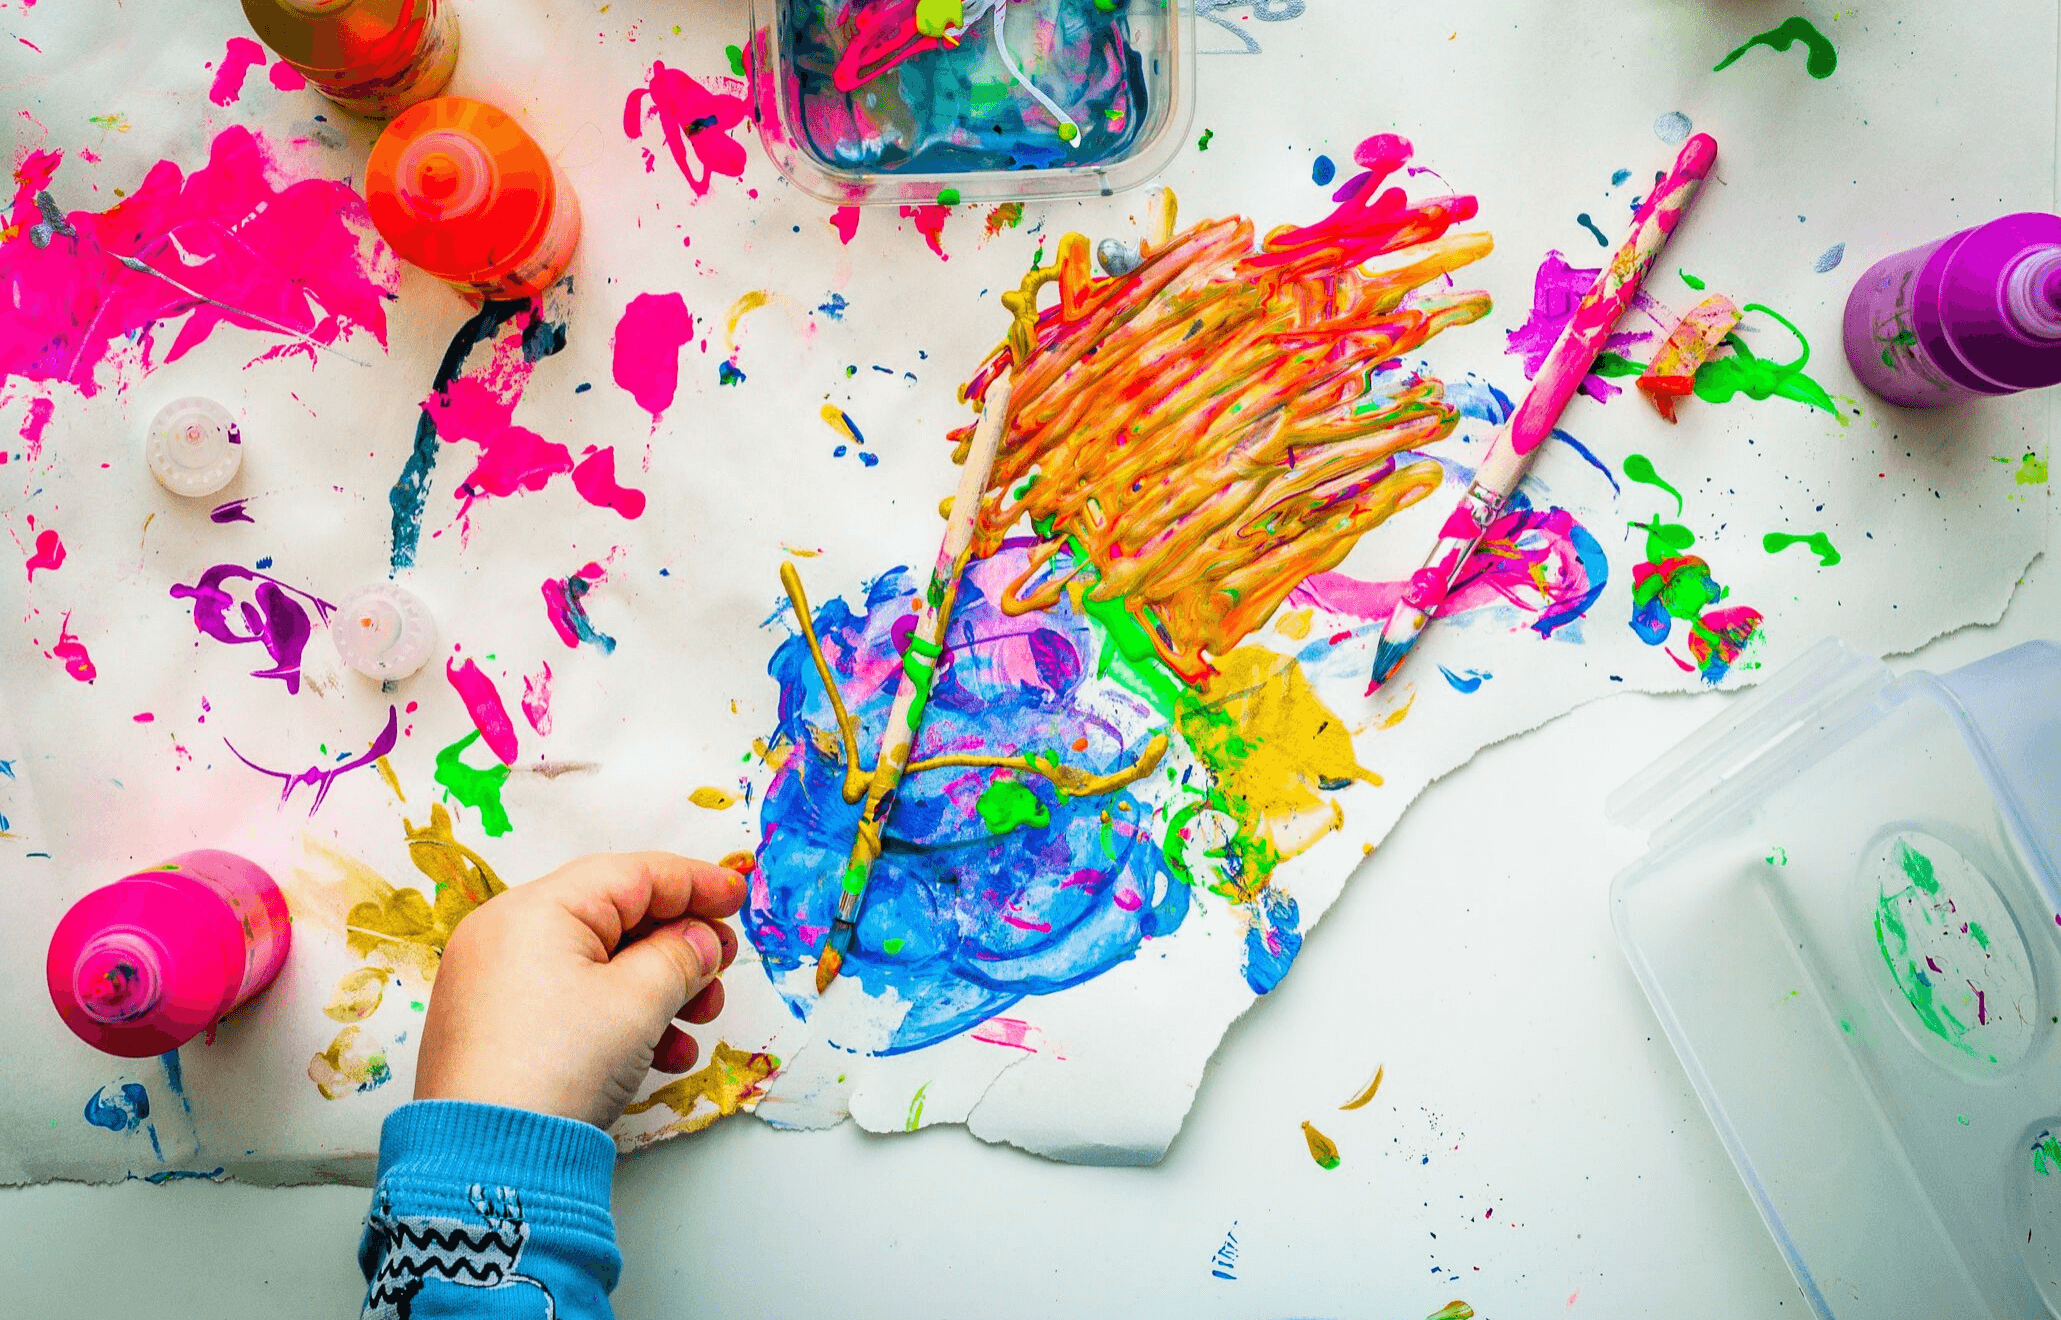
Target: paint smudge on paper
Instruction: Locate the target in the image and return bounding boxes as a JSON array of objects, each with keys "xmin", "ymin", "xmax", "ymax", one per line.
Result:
[
  {"xmin": 209, "ymin": 498, "xmax": 254, "ymax": 524},
  {"xmin": 1623, "ymin": 453, "xmax": 1683, "ymax": 514},
  {"xmin": 24, "ymin": 526, "xmax": 63, "ymax": 578},
  {"xmin": 1301, "ymin": 1119, "xmax": 1341, "ymax": 1169},
  {"xmin": 16, "ymin": 396, "xmax": 55, "ymax": 458},
  {"xmin": 570, "ymin": 446, "xmax": 648, "ymax": 519},
  {"xmin": 2034, "ymin": 1130, "xmax": 2061, "ymax": 1175},
  {"xmin": 1209, "ymin": 1223, "xmax": 1240, "ymax": 1280},
  {"xmin": 1, "ymin": 127, "xmax": 396, "ymax": 402},
  {"xmin": 832, "ymin": 206, "xmax": 861, "ymax": 244},
  {"xmin": 1814, "ymin": 242, "xmax": 1847, "ymax": 273},
  {"xmin": 324, "ymin": 965, "xmax": 389, "ymax": 1022},
  {"xmin": 207, "ymin": 37, "xmax": 270, "ymax": 106},
  {"xmin": 227, "ymin": 704, "xmax": 400, "ymax": 812},
  {"xmin": 389, "ymin": 288, "xmax": 571, "ymax": 571},
  {"xmin": 434, "ymin": 731, "xmax": 514, "ymax": 836},
  {"xmin": 1340, "ymin": 1063, "xmax": 1385, "ymax": 1109},
  {"xmin": 50, "ymin": 611, "xmax": 96, "ymax": 682},
  {"xmin": 1438, "ymin": 666, "xmax": 1490, "ymax": 694},
  {"xmin": 543, "ymin": 562, "xmax": 617, "ymax": 654},
  {"xmin": 622, "ymin": 1043, "xmax": 780, "ymax": 1138},
  {"xmin": 1764, "ymin": 530, "xmax": 1841, "ymax": 567},
  {"xmin": 169, "ymin": 563, "xmax": 334, "ymax": 694},
  {"xmin": 83, "ymin": 1082, "xmax": 151, "ymax": 1131},
  {"xmin": 308, "ymin": 1024, "xmax": 393, "ymax": 1098},
  {"xmin": 1714, "ymin": 16, "xmax": 1838, "ymax": 79},
  {"xmin": 295, "ymin": 801, "xmax": 507, "ymax": 979},
  {"xmin": 624, "ymin": 62, "xmax": 751, "ymax": 198},
  {"xmin": 521, "ymin": 662, "xmax": 553, "ymax": 735},
  {"xmin": 1654, "ymin": 111, "xmax": 1693, "ymax": 145},
  {"xmin": 1995, "ymin": 452, "xmax": 2050, "ymax": 486},
  {"xmin": 611, "ymin": 291, "xmax": 695, "ymax": 425}
]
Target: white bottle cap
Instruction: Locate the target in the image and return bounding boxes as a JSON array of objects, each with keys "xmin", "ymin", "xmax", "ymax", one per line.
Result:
[
  {"xmin": 146, "ymin": 397, "xmax": 242, "ymax": 498},
  {"xmin": 330, "ymin": 583, "xmax": 436, "ymax": 681}
]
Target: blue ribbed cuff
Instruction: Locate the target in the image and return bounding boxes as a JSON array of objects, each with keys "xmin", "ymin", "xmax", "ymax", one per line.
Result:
[{"xmin": 375, "ymin": 1100, "xmax": 616, "ymax": 1230}]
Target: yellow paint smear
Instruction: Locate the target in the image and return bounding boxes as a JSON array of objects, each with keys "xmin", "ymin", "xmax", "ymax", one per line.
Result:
[
  {"xmin": 724, "ymin": 289, "xmax": 773, "ymax": 348},
  {"xmin": 324, "ymin": 965, "xmax": 390, "ymax": 1022},
  {"xmin": 374, "ymin": 755, "xmax": 405, "ymax": 802},
  {"xmin": 307, "ymin": 1024, "xmax": 390, "ymax": 1100},
  {"xmin": 1340, "ymin": 1063, "xmax": 1385, "ymax": 1110},
  {"xmin": 293, "ymin": 801, "xmax": 506, "ymax": 979},
  {"xmin": 622, "ymin": 1042, "xmax": 781, "ymax": 1136},
  {"xmin": 1272, "ymin": 608, "xmax": 1314, "ymax": 640},
  {"xmin": 1301, "ymin": 1119, "xmax": 1341, "ymax": 1169},
  {"xmin": 689, "ymin": 786, "xmax": 740, "ymax": 810}
]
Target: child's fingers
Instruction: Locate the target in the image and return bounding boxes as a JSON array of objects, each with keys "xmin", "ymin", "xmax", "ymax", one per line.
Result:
[
  {"xmin": 677, "ymin": 977, "xmax": 725, "ymax": 1026},
  {"xmin": 652, "ymin": 1023, "xmax": 701, "ymax": 1074},
  {"xmin": 608, "ymin": 917, "xmax": 725, "ymax": 1020},
  {"xmin": 543, "ymin": 852, "xmax": 748, "ymax": 948}
]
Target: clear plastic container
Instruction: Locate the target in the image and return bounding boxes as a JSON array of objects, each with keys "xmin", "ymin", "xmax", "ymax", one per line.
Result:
[
  {"xmin": 1610, "ymin": 637, "xmax": 2061, "ymax": 1319},
  {"xmin": 749, "ymin": 0, "xmax": 1195, "ymax": 205}
]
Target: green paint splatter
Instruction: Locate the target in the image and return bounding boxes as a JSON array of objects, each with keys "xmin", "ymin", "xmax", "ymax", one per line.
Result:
[
  {"xmin": 1763, "ymin": 531, "xmax": 1842, "ymax": 566},
  {"xmin": 1901, "ymin": 840, "xmax": 1939, "ymax": 894},
  {"xmin": 1680, "ymin": 268, "xmax": 1707, "ymax": 291},
  {"xmin": 1694, "ymin": 303, "xmax": 1839, "ymax": 418},
  {"xmin": 1713, "ymin": 16, "xmax": 1838, "ymax": 79},
  {"xmin": 905, "ymin": 1081, "xmax": 930, "ymax": 1131},
  {"xmin": 2035, "ymin": 1132, "xmax": 2061, "ymax": 1175},
  {"xmin": 433, "ymin": 731, "xmax": 512, "ymax": 837},
  {"xmin": 1624, "ymin": 453, "xmax": 1684, "ymax": 515},
  {"xmin": 724, "ymin": 44, "xmax": 746, "ymax": 76},
  {"xmin": 1592, "ymin": 351, "xmax": 1646, "ymax": 379},
  {"xmin": 1874, "ymin": 841, "xmax": 1995, "ymax": 1063},
  {"xmin": 1058, "ymin": 122, "xmax": 1079, "ymax": 143},
  {"xmin": 1968, "ymin": 920, "xmax": 1991, "ymax": 952},
  {"xmin": 1838, "ymin": 1018, "xmax": 1853, "ymax": 1034},
  {"xmin": 841, "ymin": 861, "xmax": 868, "ymax": 895},
  {"xmin": 882, "ymin": 937, "xmax": 907, "ymax": 955},
  {"xmin": 914, "ymin": 0, "xmax": 963, "ymax": 38},
  {"xmin": 936, "ymin": 186, "xmax": 961, "ymax": 207},
  {"xmin": 976, "ymin": 779, "xmax": 1050, "ymax": 834},
  {"xmin": 900, "ymin": 634, "xmax": 943, "ymax": 732},
  {"xmin": 1957, "ymin": 1114, "xmax": 1971, "ymax": 1126},
  {"xmin": 1196, "ymin": 128, "xmax": 1214, "ymax": 151},
  {"xmin": 1633, "ymin": 514, "xmax": 1697, "ymax": 563},
  {"xmin": 1995, "ymin": 452, "xmax": 2051, "ymax": 486},
  {"xmin": 1765, "ymin": 846, "xmax": 1788, "ymax": 866},
  {"xmin": 409, "ymin": 1000, "xmax": 425, "ymax": 1012}
]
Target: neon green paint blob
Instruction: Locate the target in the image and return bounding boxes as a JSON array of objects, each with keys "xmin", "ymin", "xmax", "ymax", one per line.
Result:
[
  {"xmin": 1763, "ymin": 530, "xmax": 1842, "ymax": 566},
  {"xmin": 1713, "ymin": 17, "xmax": 1838, "ymax": 79},
  {"xmin": 1058, "ymin": 122, "xmax": 1080, "ymax": 143},
  {"xmin": 434, "ymin": 731, "xmax": 513, "ymax": 837},
  {"xmin": 914, "ymin": 0, "xmax": 963, "ymax": 38},
  {"xmin": 1633, "ymin": 514, "xmax": 1697, "ymax": 563},
  {"xmin": 841, "ymin": 861, "xmax": 868, "ymax": 895},
  {"xmin": 905, "ymin": 1081, "xmax": 930, "ymax": 1131},
  {"xmin": 882, "ymin": 936, "xmax": 907, "ymax": 955},
  {"xmin": 901, "ymin": 634, "xmax": 943, "ymax": 732},
  {"xmin": 1901, "ymin": 839, "xmax": 1939, "ymax": 895},
  {"xmin": 977, "ymin": 779, "xmax": 1050, "ymax": 834},
  {"xmin": 1680, "ymin": 268, "xmax": 1707, "ymax": 291},
  {"xmin": 1196, "ymin": 128, "xmax": 1214, "ymax": 151},
  {"xmin": 936, "ymin": 186, "xmax": 961, "ymax": 206},
  {"xmin": 2036, "ymin": 1133, "xmax": 2061, "ymax": 1175},
  {"xmin": 1765, "ymin": 846, "xmax": 1789, "ymax": 866},
  {"xmin": 725, "ymin": 44, "xmax": 746, "ymax": 76},
  {"xmin": 1694, "ymin": 303, "xmax": 1839, "ymax": 417},
  {"xmin": 1997, "ymin": 451, "xmax": 2052, "ymax": 485},
  {"xmin": 1624, "ymin": 453, "xmax": 1684, "ymax": 515},
  {"xmin": 1591, "ymin": 351, "xmax": 1646, "ymax": 379}
]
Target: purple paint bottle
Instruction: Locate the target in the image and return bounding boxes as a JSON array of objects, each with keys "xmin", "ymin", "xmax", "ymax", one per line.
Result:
[{"xmin": 1843, "ymin": 212, "xmax": 2061, "ymax": 408}]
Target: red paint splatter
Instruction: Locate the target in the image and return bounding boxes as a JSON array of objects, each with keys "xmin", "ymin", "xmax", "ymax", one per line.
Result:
[
  {"xmin": 610, "ymin": 291, "xmax": 694, "ymax": 424},
  {"xmin": 208, "ymin": 37, "xmax": 269, "ymax": 107},
  {"xmin": 50, "ymin": 612, "xmax": 95, "ymax": 682},
  {"xmin": 899, "ymin": 204, "xmax": 950, "ymax": 260},
  {"xmin": 0, "ymin": 127, "xmax": 397, "ymax": 400},
  {"xmin": 832, "ymin": 206, "xmax": 860, "ymax": 245},
  {"xmin": 570, "ymin": 446, "xmax": 647, "ymax": 519},
  {"xmin": 24, "ymin": 526, "xmax": 63, "ymax": 577},
  {"xmin": 623, "ymin": 62, "xmax": 750, "ymax": 198},
  {"xmin": 446, "ymin": 657, "xmax": 519, "ymax": 765}
]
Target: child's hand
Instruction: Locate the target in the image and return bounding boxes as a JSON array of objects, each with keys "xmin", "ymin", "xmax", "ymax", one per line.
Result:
[{"xmin": 414, "ymin": 852, "xmax": 745, "ymax": 1130}]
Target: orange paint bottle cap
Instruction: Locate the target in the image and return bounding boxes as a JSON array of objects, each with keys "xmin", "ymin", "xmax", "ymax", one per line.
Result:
[{"xmin": 366, "ymin": 97, "xmax": 556, "ymax": 287}]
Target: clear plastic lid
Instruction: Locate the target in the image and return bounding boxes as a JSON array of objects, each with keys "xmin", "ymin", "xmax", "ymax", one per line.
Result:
[
  {"xmin": 1612, "ymin": 638, "xmax": 2061, "ymax": 1319},
  {"xmin": 749, "ymin": 0, "xmax": 1195, "ymax": 204}
]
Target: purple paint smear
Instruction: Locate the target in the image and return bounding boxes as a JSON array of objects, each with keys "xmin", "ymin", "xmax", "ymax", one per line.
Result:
[
  {"xmin": 209, "ymin": 498, "xmax": 254, "ymax": 524},
  {"xmin": 227, "ymin": 705, "xmax": 399, "ymax": 812},
  {"xmin": 1504, "ymin": 251, "xmax": 1664, "ymax": 403},
  {"xmin": 168, "ymin": 563, "xmax": 334, "ymax": 694}
]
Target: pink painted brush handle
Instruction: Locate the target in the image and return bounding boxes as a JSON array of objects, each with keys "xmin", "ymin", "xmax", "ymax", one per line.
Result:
[{"xmin": 1476, "ymin": 133, "xmax": 1718, "ymax": 496}]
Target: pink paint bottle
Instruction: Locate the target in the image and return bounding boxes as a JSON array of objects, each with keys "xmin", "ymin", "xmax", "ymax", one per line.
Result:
[
  {"xmin": 47, "ymin": 851, "xmax": 292, "ymax": 1058},
  {"xmin": 1843, "ymin": 212, "xmax": 2061, "ymax": 408}
]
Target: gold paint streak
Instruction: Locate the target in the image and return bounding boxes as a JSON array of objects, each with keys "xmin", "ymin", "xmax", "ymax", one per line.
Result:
[
  {"xmin": 374, "ymin": 755, "xmax": 405, "ymax": 802},
  {"xmin": 1379, "ymin": 693, "xmax": 1415, "ymax": 730},
  {"xmin": 1300, "ymin": 1119, "xmax": 1341, "ymax": 1169},
  {"xmin": 293, "ymin": 802, "xmax": 506, "ymax": 979},
  {"xmin": 323, "ymin": 965, "xmax": 390, "ymax": 1022},
  {"xmin": 689, "ymin": 786, "xmax": 740, "ymax": 810},
  {"xmin": 724, "ymin": 289, "xmax": 773, "ymax": 348},
  {"xmin": 908, "ymin": 733, "xmax": 1169, "ymax": 797},
  {"xmin": 780, "ymin": 543, "xmax": 823, "ymax": 558},
  {"xmin": 1272, "ymin": 608, "xmax": 1314, "ymax": 640},
  {"xmin": 307, "ymin": 1024, "xmax": 387, "ymax": 1100},
  {"xmin": 779, "ymin": 560, "xmax": 871, "ymax": 805},
  {"xmin": 623, "ymin": 1043, "xmax": 782, "ymax": 1136},
  {"xmin": 1339, "ymin": 1063, "xmax": 1385, "ymax": 1110}
]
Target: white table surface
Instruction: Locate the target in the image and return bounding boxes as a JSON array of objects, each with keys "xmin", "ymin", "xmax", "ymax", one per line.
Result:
[{"xmin": 8, "ymin": 488, "xmax": 2052, "ymax": 1318}]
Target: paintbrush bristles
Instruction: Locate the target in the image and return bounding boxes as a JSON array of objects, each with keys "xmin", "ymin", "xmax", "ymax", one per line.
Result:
[{"xmin": 814, "ymin": 944, "xmax": 843, "ymax": 994}]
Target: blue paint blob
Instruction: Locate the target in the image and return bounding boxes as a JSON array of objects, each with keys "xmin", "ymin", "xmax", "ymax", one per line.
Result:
[
  {"xmin": 1312, "ymin": 154, "xmax": 1336, "ymax": 186},
  {"xmin": 818, "ymin": 293, "xmax": 849, "ymax": 320},
  {"xmin": 750, "ymin": 544, "xmax": 1187, "ymax": 1054},
  {"xmin": 83, "ymin": 1082, "xmax": 150, "ymax": 1132},
  {"xmin": 1438, "ymin": 667, "xmax": 1491, "ymax": 694},
  {"xmin": 1814, "ymin": 242, "xmax": 1847, "ymax": 273},
  {"xmin": 1241, "ymin": 887, "xmax": 1303, "ymax": 994},
  {"xmin": 718, "ymin": 360, "xmax": 747, "ymax": 386},
  {"xmin": 1576, "ymin": 213, "xmax": 1609, "ymax": 246},
  {"xmin": 1610, "ymin": 167, "xmax": 1632, "ymax": 187},
  {"xmin": 858, "ymin": 451, "xmax": 881, "ymax": 467}
]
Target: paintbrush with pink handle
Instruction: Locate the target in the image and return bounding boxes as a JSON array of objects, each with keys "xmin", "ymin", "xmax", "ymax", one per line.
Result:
[{"xmin": 1369, "ymin": 132, "xmax": 1719, "ymax": 691}]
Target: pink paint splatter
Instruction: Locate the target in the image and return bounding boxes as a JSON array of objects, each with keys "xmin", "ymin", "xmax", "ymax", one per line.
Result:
[
  {"xmin": 1505, "ymin": 252, "xmax": 1664, "ymax": 403},
  {"xmin": 832, "ymin": 206, "xmax": 860, "ymax": 245},
  {"xmin": 521, "ymin": 662, "xmax": 553, "ymax": 735},
  {"xmin": 570, "ymin": 447, "xmax": 647, "ymax": 520},
  {"xmin": 50, "ymin": 612, "xmax": 95, "ymax": 682},
  {"xmin": 969, "ymin": 1017, "xmax": 1040, "ymax": 1054},
  {"xmin": 899, "ymin": 204, "xmax": 950, "ymax": 260},
  {"xmin": 208, "ymin": 37, "xmax": 269, "ymax": 107},
  {"xmin": 624, "ymin": 62, "xmax": 750, "ymax": 198},
  {"xmin": 17, "ymin": 396, "xmax": 53, "ymax": 459},
  {"xmin": 610, "ymin": 291, "xmax": 694, "ymax": 425},
  {"xmin": 1, "ymin": 127, "xmax": 397, "ymax": 400},
  {"xmin": 446, "ymin": 657, "xmax": 519, "ymax": 765},
  {"xmin": 133, "ymin": 712, "xmax": 154, "ymax": 723},
  {"xmin": 268, "ymin": 60, "xmax": 307, "ymax": 92},
  {"xmin": 541, "ymin": 562, "xmax": 616, "ymax": 653},
  {"xmin": 421, "ymin": 363, "xmax": 573, "ymax": 501},
  {"xmin": 24, "ymin": 526, "xmax": 63, "ymax": 578}
]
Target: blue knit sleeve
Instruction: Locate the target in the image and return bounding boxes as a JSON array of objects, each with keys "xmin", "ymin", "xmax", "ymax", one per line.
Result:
[{"xmin": 358, "ymin": 1100, "xmax": 622, "ymax": 1320}]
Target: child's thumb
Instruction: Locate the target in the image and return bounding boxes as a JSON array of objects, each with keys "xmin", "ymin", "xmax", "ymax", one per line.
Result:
[{"xmin": 608, "ymin": 918, "xmax": 723, "ymax": 1017}]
